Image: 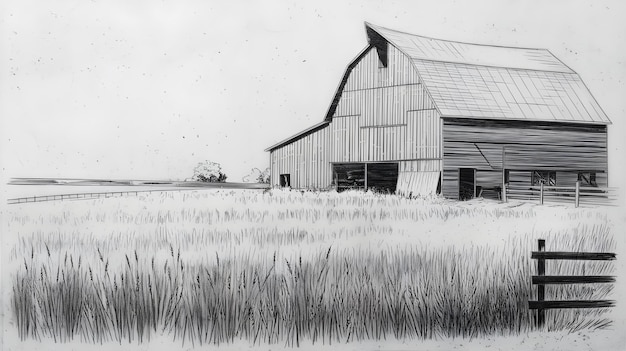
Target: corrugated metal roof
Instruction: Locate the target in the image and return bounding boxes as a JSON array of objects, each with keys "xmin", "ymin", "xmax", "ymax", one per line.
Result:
[
  {"xmin": 367, "ymin": 23, "xmax": 573, "ymax": 73},
  {"xmin": 367, "ymin": 23, "xmax": 611, "ymax": 124},
  {"xmin": 413, "ymin": 60, "xmax": 609, "ymax": 123},
  {"xmin": 267, "ymin": 24, "xmax": 611, "ymax": 152}
]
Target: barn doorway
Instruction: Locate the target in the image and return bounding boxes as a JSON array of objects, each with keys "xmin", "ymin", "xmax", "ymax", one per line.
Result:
[
  {"xmin": 459, "ymin": 168, "xmax": 476, "ymax": 200},
  {"xmin": 366, "ymin": 162, "xmax": 399, "ymax": 193},
  {"xmin": 279, "ymin": 174, "xmax": 291, "ymax": 187},
  {"xmin": 332, "ymin": 164, "xmax": 365, "ymax": 192},
  {"xmin": 332, "ymin": 162, "xmax": 399, "ymax": 193}
]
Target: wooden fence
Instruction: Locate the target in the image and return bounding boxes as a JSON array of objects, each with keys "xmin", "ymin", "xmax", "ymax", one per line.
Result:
[
  {"xmin": 7, "ymin": 183, "xmax": 272, "ymax": 205},
  {"xmin": 506, "ymin": 181, "xmax": 616, "ymax": 207},
  {"xmin": 529, "ymin": 239, "xmax": 616, "ymax": 328},
  {"xmin": 7, "ymin": 191, "xmax": 150, "ymax": 204}
]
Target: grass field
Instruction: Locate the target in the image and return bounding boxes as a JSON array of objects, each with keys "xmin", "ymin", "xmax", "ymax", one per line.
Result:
[{"xmin": 4, "ymin": 189, "xmax": 617, "ymax": 347}]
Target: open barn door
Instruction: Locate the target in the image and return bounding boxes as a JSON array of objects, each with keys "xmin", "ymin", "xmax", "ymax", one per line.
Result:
[
  {"xmin": 333, "ymin": 162, "xmax": 399, "ymax": 193},
  {"xmin": 459, "ymin": 168, "xmax": 476, "ymax": 200},
  {"xmin": 366, "ymin": 163, "xmax": 398, "ymax": 194},
  {"xmin": 396, "ymin": 171, "xmax": 440, "ymax": 197},
  {"xmin": 332, "ymin": 163, "xmax": 365, "ymax": 192}
]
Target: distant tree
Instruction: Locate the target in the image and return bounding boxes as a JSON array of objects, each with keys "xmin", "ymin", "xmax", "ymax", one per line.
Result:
[
  {"xmin": 242, "ymin": 167, "xmax": 270, "ymax": 184},
  {"xmin": 192, "ymin": 161, "xmax": 227, "ymax": 182}
]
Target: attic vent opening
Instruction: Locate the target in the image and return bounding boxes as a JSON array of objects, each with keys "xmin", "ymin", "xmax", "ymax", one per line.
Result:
[
  {"xmin": 377, "ymin": 46, "xmax": 387, "ymax": 68},
  {"xmin": 366, "ymin": 27, "xmax": 388, "ymax": 68}
]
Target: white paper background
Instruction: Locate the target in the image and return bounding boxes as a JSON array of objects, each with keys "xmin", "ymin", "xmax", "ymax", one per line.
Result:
[{"xmin": 1, "ymin": 0, "xmax": 625, "ymax": 350}]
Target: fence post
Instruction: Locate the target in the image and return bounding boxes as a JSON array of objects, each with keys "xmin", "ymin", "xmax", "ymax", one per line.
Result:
[
  {"xmin": 502, "ymin": 171, "xmax": 507, "ymax": 203},
  {"xmin": 575, "ymin": 181, "xmax": 580, "ymax": 208},
  {"xmin": 537, "ymin": 239, "xmax": 546, "ymax": 328},
  {"xmin": 502, "ymin": 146, "xmax": 507, "ymax": 203},
  {"xmin": 540, "ymin": 183, "xmax": 544, "ymax": 205}
]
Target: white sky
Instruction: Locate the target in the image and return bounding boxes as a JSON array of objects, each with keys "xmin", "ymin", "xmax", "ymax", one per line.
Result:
[{"xmin": 1, "ymin": 0, "xmax": 625, "ymax": 185}]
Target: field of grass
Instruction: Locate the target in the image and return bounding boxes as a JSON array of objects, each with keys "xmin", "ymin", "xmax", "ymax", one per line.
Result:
[{"xmin": 4, "ymin": 189, "xmax": 617, "ymax": 347}]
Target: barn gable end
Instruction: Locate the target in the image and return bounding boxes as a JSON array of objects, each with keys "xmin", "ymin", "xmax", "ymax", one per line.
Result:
[{"xmin": 268, "ymin": 39, "xmax": 442, "ymax": 193}]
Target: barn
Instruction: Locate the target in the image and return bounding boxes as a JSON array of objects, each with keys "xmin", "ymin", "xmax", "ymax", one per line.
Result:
[{"xmin": 266, "ymin": 23, "xmax": 610, "ymax": 200}]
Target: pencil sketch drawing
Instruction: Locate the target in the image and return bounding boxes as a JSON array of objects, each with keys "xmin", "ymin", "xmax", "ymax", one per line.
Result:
[
  {"xmin": 2, "ymin": 3, "xmax": 625, "ymax": 351},
  {"xmin": 267, "ymin": 23, "xmax": 611, "ymax": 204}
]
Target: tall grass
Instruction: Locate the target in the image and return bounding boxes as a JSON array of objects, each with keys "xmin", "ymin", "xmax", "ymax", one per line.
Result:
[{"xmin": 7, "ymin": 189, "xmax": 616, "ymax": 345}]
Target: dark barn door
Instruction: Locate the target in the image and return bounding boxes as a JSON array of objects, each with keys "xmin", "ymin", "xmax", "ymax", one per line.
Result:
[
  {"xmin": 333, "ymin": 162, "xmax": 399, "ymax": 193},
  {"xmin": 332, "ymin": 163, "xmax": 365, "ymax": 192},
  {"xmin": 279, "ymin": 174, "xmax": 291, "ymax": 187},
  {"xmin": 459, "ymin": 168, "xmax": 476, "ymax": 200},
  {"xmin": 367, "ymin": 163, "xmax": 399, "ymax": 194}
]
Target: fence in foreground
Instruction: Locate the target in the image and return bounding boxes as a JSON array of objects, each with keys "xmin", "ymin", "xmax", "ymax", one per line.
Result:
[{"xmin": 529, "ymin": 239, "xmax": 616, "ymax": 328}]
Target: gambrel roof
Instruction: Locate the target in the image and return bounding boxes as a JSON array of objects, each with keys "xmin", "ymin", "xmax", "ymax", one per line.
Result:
[
  {"xmin": 266, "ymin": 23, "xmax": 610, "ymax": 152},
  {"xmin": 366, "ymin": 23, "xmax": 610, "ymax": 125}
]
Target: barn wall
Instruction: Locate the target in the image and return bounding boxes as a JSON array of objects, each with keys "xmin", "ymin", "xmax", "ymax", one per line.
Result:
[
  {"xmin": 507, "ymin": 170, "xmax": 608, "ymax": 189},
  {"xmin": 335, "ymin": 46, "xmax": 440, "ymax": 163},
  {"xmin": 442, "ymin": 118, "xmax": 608, "ymax": 199},
  {"xmin": 270, "ymin": 44, "xmax": 443, "ymax": 189},
  {"xmin": 329, "ymin": 116, "xmax": 361, "ymax": 163},
  {"xmin": 442, "ymin": 170, "xmax": 459, "ymax": 199},
  {"xmin": 270, "ymin": 126, "xmax": 332, "ymax": 189},
  {"xmin": 443, "ymin": 118, "xmax": 608, "ymax": 171}
]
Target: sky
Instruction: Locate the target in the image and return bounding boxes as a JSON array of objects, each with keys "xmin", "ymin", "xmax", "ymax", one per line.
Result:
[{"xmin": 1, "ymin": 0, "xmax": 625, "ymax": 185}]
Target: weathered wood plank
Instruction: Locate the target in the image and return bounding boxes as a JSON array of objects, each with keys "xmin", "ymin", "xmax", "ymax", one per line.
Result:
[
  {"xmin": 532, "ymin": 275, "xmax": 616, "ymax": 284},
  {"xmin": 531, "ymin": 252, "xmax": 616, "ymax": 260},
  {"xmin": 443, "ymin": 118, "xmax": 608, "ymax": 171},
  {"xmin": 442, "ymin": 117, "xmax": 608, "ymax": 198},
  {"xmin": 528, "ymin": 300, "xmax": 615, "ymax": 310}
]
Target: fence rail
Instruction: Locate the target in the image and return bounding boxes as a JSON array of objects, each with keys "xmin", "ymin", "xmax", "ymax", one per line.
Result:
[
  {"xmin": 7, "ymin": 183, "xmax": 272, "ymax": 205},
  {"xmin": 532, "ymin": 276, "xmax": 616, "ymax": 284},
  {"xmin": 529, "ymin": 300, "xmax": 616, "ymax": 310},
  {"xmin": 531, "ymin": 252, "xmax": 616, "ymax": 261},
  {"xmin": 7, "ymin": 191, "xmax": 148, "ymax": 204},
  {"xmin": 506, "ymin": 181, "xmax": 616, "ymax": 207},
  {"xmin": 529, "ymin": 239, "xmax": 616, "ymax": 328}
]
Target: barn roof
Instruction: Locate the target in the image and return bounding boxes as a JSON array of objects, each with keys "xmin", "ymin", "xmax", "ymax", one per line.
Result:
[
  {"xmin": 366, "ymin": 23, "xmax": 610, "ymax": 125},
  {"xmin": 266, "ymin": 24, "xmax": 610, "ymax": 152},
  {"xmin": 264, "ymin": 121, "xmax": 329, "ymax": 152}
]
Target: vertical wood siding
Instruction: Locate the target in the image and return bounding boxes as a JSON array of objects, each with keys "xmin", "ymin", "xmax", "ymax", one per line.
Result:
[
  {"xmin": 343, "ymin": 45, "xmax": 420, "ymax": 91},
  {"xmin": 399, "ymin": 159, "xmax": 442, "ymax": 172},
  {"xmin": 397, "ymin": 159, "xmax": 442, "ymax": 196},
  {"xmin": 270, "ymin": 44, "xmax": 443, "ymax": 189},
  {"xmin": 270, "ymin": 126, "xmax": 332, "ymax": 189},
  {"xmin": 406, "ymin": 109, "xmax": 441, "ymax": 160},
  {"xmin": 329, "ymin": 116, "xmax": 361, "ymax": 163}
]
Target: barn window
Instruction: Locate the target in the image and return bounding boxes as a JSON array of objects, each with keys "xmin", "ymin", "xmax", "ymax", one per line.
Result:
[
  {"xmin": 531, "ymin": 171, "xmax": 556, "ymax": 186},
  {"xmin": 279, "ymin": 174, "xmax": 291, "ymax": 187},
  {"xmin": 578, "ymin": 172, "xmax": 597, "ymax": 187}
]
